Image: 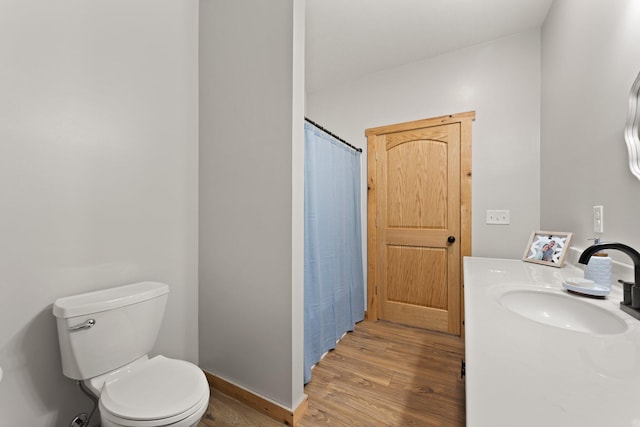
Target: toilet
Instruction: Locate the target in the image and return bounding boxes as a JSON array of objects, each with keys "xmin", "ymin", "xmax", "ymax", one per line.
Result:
[{"xmin": 53, "ymin": 282, "xmax": 209, "ymax": 427}]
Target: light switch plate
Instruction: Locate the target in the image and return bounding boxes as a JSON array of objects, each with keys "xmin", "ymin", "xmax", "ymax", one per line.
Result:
[
  {"xmin": 486, "ymin": 209, "xmax": 510, "ymax": 225},
  {"xmin": 593, "ymin": 205, "xmax": 603, "ymax": 233}
]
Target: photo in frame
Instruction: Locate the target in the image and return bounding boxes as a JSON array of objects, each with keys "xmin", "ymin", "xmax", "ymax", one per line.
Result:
[{"xmin": 522, "ymin": 231, "xmax": 573, "ymax": 267}]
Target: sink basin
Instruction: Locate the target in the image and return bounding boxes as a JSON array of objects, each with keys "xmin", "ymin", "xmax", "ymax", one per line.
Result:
[{"xmin": 499, "ymin": 290, "xmax": 628, "ymax": 335}]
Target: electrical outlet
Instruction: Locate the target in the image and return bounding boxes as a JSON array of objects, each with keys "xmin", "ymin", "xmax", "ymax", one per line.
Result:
[
  {"xmin": 593, "ymin": 205, "xmax": 603, "ymax": 233},
  {"xmin": 486, "ymin": 209, "xmax": 510, "ymax": 225}
]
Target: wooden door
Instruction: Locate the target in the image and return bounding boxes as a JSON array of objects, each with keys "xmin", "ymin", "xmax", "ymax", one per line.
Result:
[{"xmin": 366, "ymin": 112, "xmax": 474, "ymax": 335}]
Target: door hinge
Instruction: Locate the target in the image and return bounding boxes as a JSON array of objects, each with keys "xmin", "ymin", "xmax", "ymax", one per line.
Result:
[
  {"xmin": 460, "ymin": 359, "xmax": 466, "ymax": 379},
  {"xmin": 375, "ymin": 152, "xmax": 378, "ymax": 161},
  {"xmin": 375, "ymin": 217, "xmax": 378, "ymax": 227}
]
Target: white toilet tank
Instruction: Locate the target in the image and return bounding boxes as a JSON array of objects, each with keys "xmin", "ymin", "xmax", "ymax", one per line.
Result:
[{"xmin": 53, "ymin": 282, "xmax": 169, "ymax": 380}]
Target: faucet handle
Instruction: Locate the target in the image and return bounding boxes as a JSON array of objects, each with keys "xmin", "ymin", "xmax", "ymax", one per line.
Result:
[{"xmin": 618, "ymin": 279, "xmax": 634, "ymax": 305}]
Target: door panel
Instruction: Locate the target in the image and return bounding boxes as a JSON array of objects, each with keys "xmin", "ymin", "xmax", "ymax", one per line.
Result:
[
  {"xmin": 386, "ymin": 245, "xmax": 447, "ymax": 308},
  {"xmin": 386, "ymin": 138, "xmax": 448, "ymax": 229}
]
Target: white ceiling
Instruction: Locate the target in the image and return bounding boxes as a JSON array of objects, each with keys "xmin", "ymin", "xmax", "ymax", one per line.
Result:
[{"xmin": 305, "ymin": 0, "xmax": 554, "ymax": 93}]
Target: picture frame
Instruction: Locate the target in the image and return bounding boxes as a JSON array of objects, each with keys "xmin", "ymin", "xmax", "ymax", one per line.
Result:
[{"xmin": 522, "ymin": 231, "xmax": 573, "ymax": 267}]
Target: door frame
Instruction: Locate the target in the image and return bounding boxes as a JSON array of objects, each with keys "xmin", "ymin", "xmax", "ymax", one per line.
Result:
[{"xmin": 365, "ymin": 111, "xmax": 475, "ymax": 335}]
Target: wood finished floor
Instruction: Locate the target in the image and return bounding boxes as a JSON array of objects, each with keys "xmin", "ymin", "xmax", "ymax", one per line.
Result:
[{"xmin": 198, "ymin": 320, "xmax": 466, "ymax": 426}]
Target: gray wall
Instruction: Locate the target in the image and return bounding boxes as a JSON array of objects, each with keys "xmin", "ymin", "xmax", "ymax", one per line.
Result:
[
  {"xmin": 199, "ymin": 0, "xmax": 305, "ymax": 410},
  {"xmin": 307, "ymin": 30, "xmax": 542, "ymax": 262},
  {"xmin": 541, "ymin": 0, "xmax": 640, "ymax": 255},
  {"xmin": 0, "ymin": 1, "xmax": 199, "ymax": 425}
]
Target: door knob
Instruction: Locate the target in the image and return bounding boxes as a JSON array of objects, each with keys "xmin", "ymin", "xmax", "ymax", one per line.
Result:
[{"xmin": 448, "ymin": 236, "xmax": 456, "ymax": 244}]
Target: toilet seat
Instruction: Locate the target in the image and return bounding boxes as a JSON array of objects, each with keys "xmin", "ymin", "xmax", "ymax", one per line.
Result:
[{"xmin": 99, "ymin": 355, "xmax": 209, "ymax": 427}]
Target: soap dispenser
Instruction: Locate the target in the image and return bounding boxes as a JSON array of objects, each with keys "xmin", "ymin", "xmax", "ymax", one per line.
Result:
[{"xmin": 584, "ymin": 238, "xmax": 612, "ymax": 291}]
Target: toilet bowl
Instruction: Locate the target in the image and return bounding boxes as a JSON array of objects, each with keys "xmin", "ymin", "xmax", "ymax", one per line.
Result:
[{"xmin": 53, "ymin": 282, "xmax": 209, "ymax": 427}]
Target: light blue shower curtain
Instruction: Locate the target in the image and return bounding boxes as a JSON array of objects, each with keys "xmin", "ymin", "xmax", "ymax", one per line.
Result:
[{"xmin": 304, "ymin": 121, "xmax": 364, "ymax": 384}]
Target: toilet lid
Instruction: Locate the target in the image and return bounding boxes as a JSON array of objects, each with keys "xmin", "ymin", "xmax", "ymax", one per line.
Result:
[{"xmin": 100, "ymin": 355, "xmax": 209, "ymax": 421}]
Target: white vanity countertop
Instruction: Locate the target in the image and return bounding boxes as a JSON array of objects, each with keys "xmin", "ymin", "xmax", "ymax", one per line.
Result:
[{"xmin": 464, "ymin": 257, "xmax": 640, "ymax": 427}]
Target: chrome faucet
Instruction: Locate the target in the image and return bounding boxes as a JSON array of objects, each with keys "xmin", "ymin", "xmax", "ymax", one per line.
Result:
[{"xmin": 578, "ymin": 242, "xmax": 640, "ymax": 319}]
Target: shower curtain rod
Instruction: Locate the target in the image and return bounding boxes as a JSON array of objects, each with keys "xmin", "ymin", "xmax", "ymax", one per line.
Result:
[{"xmin": 304, "ymin": 117, "xmax": 363, "ymax": 153}]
